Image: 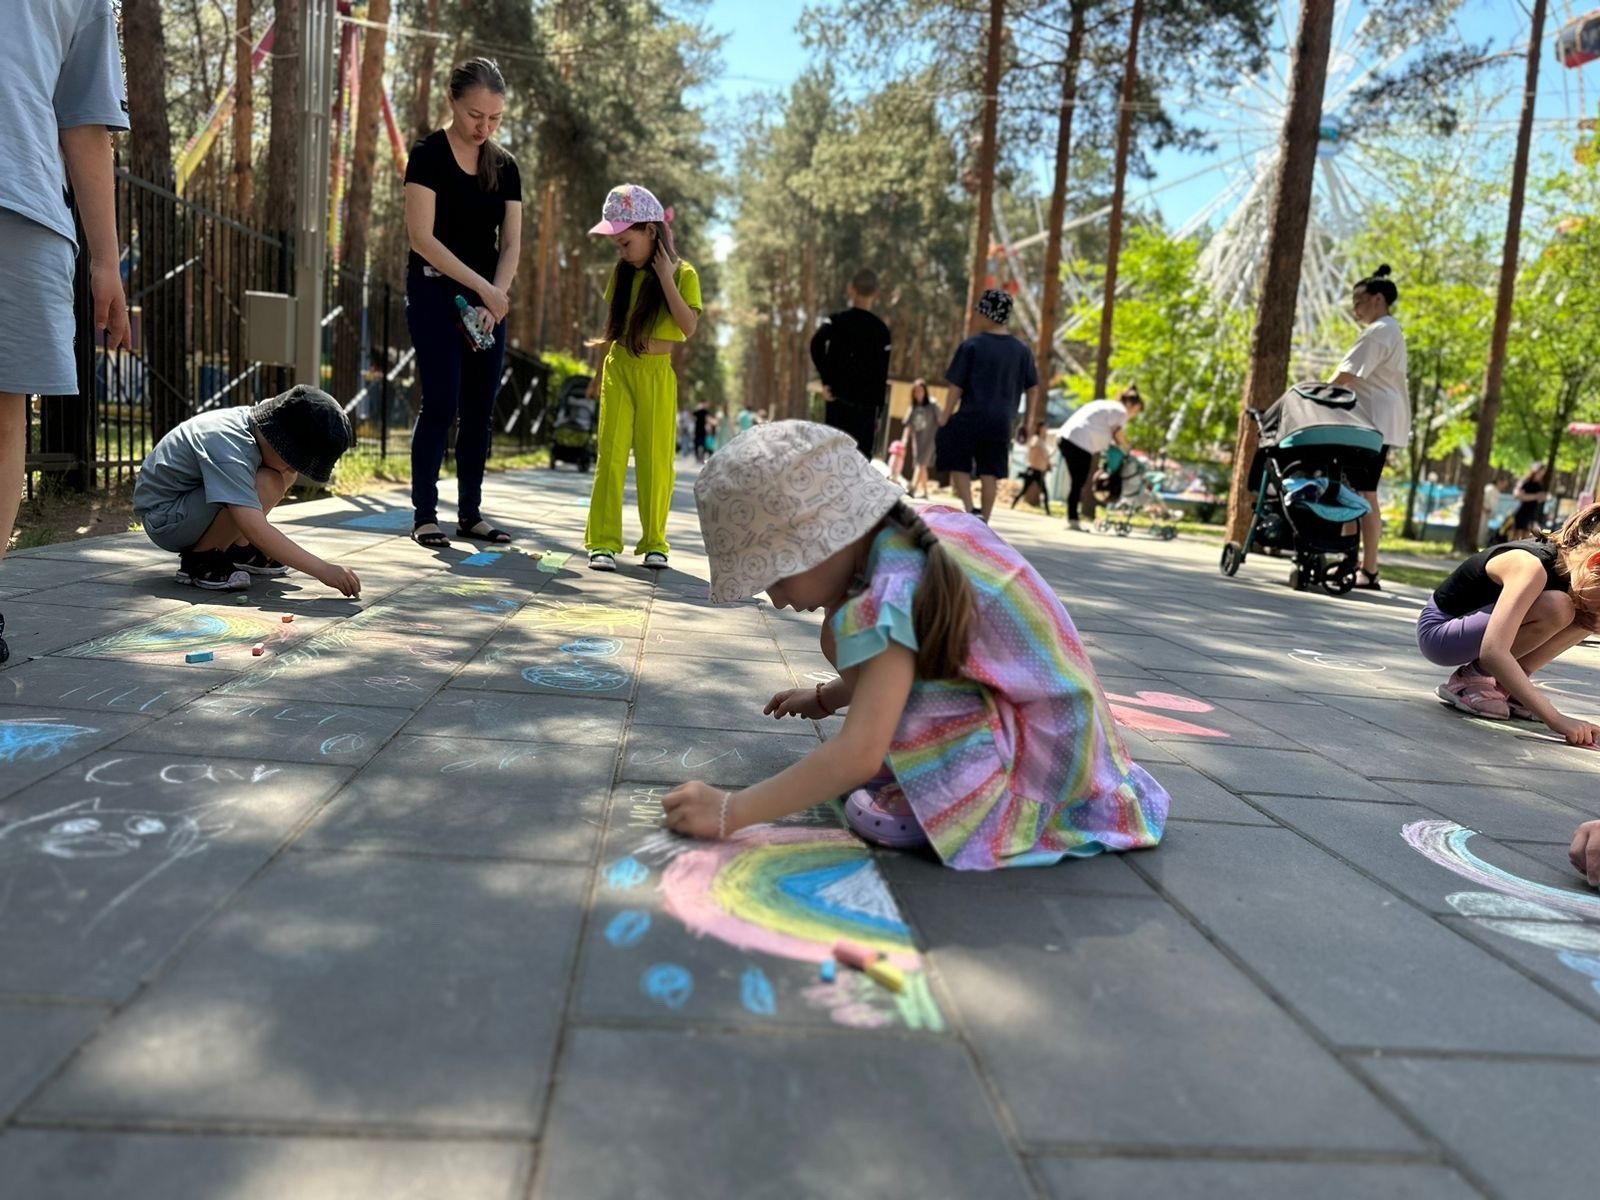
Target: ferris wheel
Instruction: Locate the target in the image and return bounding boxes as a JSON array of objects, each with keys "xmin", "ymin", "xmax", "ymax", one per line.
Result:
[{"xmin": 995, "ymin": 0, "xmax": 1485, "ymax": 383}]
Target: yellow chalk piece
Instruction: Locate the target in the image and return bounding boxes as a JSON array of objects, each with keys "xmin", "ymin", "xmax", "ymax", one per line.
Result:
[{"xmin": 863, "ymin": 960, "xmax": 905, "ymax": 993}]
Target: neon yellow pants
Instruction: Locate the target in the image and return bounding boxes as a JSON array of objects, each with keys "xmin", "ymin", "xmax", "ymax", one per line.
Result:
[{"xmin": 584, "ymin": 347, "xmax": 677, "ymax": 555}]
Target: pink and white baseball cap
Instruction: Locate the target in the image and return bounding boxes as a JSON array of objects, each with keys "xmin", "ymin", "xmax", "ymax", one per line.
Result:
[{"xmin": 589, "ymin": 183, "xmax": 666, "ymax": 236}]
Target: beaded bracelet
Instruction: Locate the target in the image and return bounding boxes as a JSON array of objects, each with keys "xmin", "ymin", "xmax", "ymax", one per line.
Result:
[
  {"xmin": 718, "ymin": 791, "xmax": 733, "ymax": 839},
  {"xmin": 815, "ymin": 681, "xmax": 835, "ymax": 717}
]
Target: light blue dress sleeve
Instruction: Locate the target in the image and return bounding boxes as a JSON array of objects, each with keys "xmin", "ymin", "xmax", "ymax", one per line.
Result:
[
  {"xmin": 831, "ymin": 569, "xmax": 920, "ymax": 670},
  {"xmin": 56, "ymin": 1, "xmax": 129, "ymax": 131}
]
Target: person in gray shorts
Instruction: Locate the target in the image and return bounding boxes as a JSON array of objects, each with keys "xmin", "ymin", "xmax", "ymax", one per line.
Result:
[
  {"xmin": 0, "ymin": 0, "xmax": 133, "ymax": 666},
  {"xmin": 133, "ymin": 387, "xmax": 363, "ymax": 597}
]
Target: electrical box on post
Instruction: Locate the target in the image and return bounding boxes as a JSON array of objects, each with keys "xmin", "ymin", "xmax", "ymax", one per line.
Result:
[{"xmin": 244, "ymin": 291, "xmax": 296, "ymax": 366}]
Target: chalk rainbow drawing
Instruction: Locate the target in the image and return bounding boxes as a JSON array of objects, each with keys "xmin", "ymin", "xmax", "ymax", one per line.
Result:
[
  {"xmin": 1403, "ymin": 819, "xmax": 1600, "ymax": 996},
  {"xmin": 0, "ymin": 719, "xmax": 99, "ymax": 763},
  {"xmin": 60, "ymin": 610, "xmax": 281, "ymax": 661},
  {"xmin": 659, "ymin": 826, "xmax": 920, "ymax": 970}
]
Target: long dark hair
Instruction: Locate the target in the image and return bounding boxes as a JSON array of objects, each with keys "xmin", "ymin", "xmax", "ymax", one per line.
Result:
[
  {"xmin": 910, "ymin": 378, "xmax": 930, "ymax": 406},
  {"xmin": 448, "ymin": 57, "xmax": 508, "ymax": 192},
  {"xmin": 885, "ymin": 500, "xmax": 975, "ymax": 680},
  {"xmin": 599, "ymin": 220, "xmax": 678, "ymax": 355}
]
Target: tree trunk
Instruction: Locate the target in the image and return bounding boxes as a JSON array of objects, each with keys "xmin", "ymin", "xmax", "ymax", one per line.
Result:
[
  {"xmin": 1092, "ymin": 0, "xmax": 1143, "ymax": 399},
  {"xmin": 412, "ymin": 0, "xmax": 443, "ymax": 141},
  {"xmin": 1032, "ymin": 0, "xmax": 1085, "ymax": 427},
  {"xmin": 1455, "ymin": 0, "xmax": 1546, "ymax": 552},
  {"xmin": 122, "ymin": 0, "xmax": 174, "ymax": 183},
  {"xmin": 964, "ymin": 0, "xmax": 1006, "ymax": 332},
  {"xmin": 233, "ymin": 0, "xmax": 255, "ymax": 213},
  {"xmin": 1401, "ymin": 357, "xmax": 1439, "ymax": 539},
  {"xmin": 530, "ymin": 182, "xmax": 559, "ymax": 348},
  {"xmin": 263, "ymin": 0, "xmax": 301, "ymax": 233},
  {"xmin": 1223, "ymin": 0, "xmax": 1336, "ymax": 544},
  {"xmin": 340, "ymin": 0, "xmax": 389, "ymax": 273}
]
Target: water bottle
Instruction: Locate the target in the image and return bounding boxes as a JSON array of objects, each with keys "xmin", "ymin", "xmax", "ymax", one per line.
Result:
[{"xmin": 455, "ymin": 295, "xmax": 494, "ymax": 352}]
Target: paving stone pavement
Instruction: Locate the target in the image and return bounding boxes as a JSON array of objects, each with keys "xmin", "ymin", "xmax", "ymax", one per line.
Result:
[{"xmin": 2, "ymin": 462, "xmax": 1598, "ymax": 1199}]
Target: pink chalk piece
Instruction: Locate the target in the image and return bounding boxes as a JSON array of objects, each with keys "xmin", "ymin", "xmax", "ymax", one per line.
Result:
[
  {"xmin": 251, "ymin": 643, "xmax": 265, "ymax": 656},
  {"xmin": 281, "ymin": 614, "xmax": 294, "ymax": 623},
  {"xmin": 833, "ymin": 939, "xmax": 883, "ymax": 970}
]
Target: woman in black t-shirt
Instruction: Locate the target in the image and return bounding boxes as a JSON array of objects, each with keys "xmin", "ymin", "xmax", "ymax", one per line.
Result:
[
  {"xmin": 1510, "ymin": 463, "xmax": 1549, "ymax": 540},
  {"xmin": 403, "ymin": 57, "xmax": 523, "ymax": 549}
]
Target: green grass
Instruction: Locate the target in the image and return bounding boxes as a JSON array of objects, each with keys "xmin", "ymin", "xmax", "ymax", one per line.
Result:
[{"xmin": 328, "ymin": 443, "xmax": 553, "ymax": 497}]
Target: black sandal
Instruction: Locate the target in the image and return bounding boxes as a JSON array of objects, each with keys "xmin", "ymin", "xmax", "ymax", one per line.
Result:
[
  {"xmin": 1355, "ymin": 569, "xmax": 1382, "ymax": 591},
  {"xmin": 457, "ymin": 519, "xmax": 512, "ymax": 545},
  {"xmin": 412, "ymin": 523, "xmax": 451, "ymax": 549}
]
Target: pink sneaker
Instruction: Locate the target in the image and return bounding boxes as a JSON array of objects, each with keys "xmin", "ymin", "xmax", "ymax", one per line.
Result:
[
  {"xmin": 1437, "ymin": 664, "xmax": 1509, "ymax": 719},
  {"xmin": 844, "ymin": 781, "xmax": 929, "ymax": 850}
]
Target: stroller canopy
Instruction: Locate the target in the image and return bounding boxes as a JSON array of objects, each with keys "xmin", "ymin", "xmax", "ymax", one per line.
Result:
[{"xmin": 1257, "ymin": 383, "xmax": 1383, "ymax": 451}]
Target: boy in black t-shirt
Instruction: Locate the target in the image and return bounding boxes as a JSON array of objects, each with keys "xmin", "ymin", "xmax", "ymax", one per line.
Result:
[
  {"xmin": 810, "ymin": 269, "xmax": 893, "ymax": 458},
  {"xmin": 936, "ymin": 289, "xmax": 1039, "ymax": 523}
]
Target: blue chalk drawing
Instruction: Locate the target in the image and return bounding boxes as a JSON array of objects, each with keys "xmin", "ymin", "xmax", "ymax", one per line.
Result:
[
  {"xmin": 559, "ymin": 637, "xmax": 623, "ymax": 658},
  {"xmin": 520, "ymin": 662, "xmax": 629, "ymax": 692},
  {"xmin": 642, "ymin": 963, "xmax": 694, "ymax": 1010},
  {"xmin": 605, "ymin": 909, "xmax": 652, "ymax": 948},
  {"xmin": 318, "ymin": 733, "xmax": 367, "ymax": 757},
  {"xmin": 459, "ymin": 551, "xmax": 504, "ymax": 567},
  {"xmin": 603, "ymin": 855, "xmax": 649, "ymax": 890},
  {"xmin": 740, "ymin": 965, "xmax": 777, "ymax": 1016},
  {"xmin": 0, "ymin": 720, "xmax": 98, "ymax": 764},
  {"xmin": 778, "ymin": 860, "xmax": 912, "ymax": 937},
  {"xmin": 469, "ymin": 598, "xmax": 519, "ymax": 613},
  {"xmin": 342, "ymin": 511, "xmax": 414, "ymax": 531},
  {"xmin": 1559, "ymin": 951, "xmax": 1600, "ymax": 997}
]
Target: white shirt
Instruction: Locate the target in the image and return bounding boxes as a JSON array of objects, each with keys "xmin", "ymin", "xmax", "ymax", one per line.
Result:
[
  {"xmin": 1058, "ymin": 399, "xmax": 1129, "ymax": 454},
  {"xmin": 1337, "ymin": 314, "xmax": 1410, "ymax": 447}
]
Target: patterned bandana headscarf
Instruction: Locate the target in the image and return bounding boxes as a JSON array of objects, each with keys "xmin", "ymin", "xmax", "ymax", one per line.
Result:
[{"xmin": 975, "ymin": 288, "xmax": 1013, "ymax": 325}]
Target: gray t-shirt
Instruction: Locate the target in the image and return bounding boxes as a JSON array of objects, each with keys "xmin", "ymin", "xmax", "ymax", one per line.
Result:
[
  {"xmin": 134, "ymin": 408, "xmax": 263, "ymax": 516},
  {"xmin": 0, "ymin": 0, "xmax": 129, "ymax": 245}
]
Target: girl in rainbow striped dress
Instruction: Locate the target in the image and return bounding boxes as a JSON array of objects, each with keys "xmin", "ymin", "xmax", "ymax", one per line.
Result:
[{"xmin": 661, "ymin": 420, "xmax": 1169, "ymax": 871}]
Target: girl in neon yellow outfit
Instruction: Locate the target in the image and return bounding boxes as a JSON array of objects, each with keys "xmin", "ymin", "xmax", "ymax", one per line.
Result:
[{"xmin": 584, "ymin": 184, "xmax": 702, "ymax": 571}]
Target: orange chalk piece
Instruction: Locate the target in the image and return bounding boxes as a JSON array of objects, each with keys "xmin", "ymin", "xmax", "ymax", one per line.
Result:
[
  {"xmin": 281, "ymin": 614, "xmax": 294, "ymax": 623},
  {"xmin": 863, "ymin": 960, "xmax": 905, "ymax": 993},
  {"xmin": 832, "ymin": 939, "xmax": 882, "ymax": 970}
]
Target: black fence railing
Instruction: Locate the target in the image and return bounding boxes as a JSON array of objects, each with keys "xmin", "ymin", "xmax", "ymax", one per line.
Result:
[{"xmin": 26, "ymin": 170, "xmax": 559, "ymax": 496}]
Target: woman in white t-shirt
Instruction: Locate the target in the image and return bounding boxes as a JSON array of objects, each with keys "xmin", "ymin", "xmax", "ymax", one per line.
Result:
[
  {"xmin": 1057, "ymin": 385, "xmax": 1143, "ymax": 531},
  {"xmin": 1329, "ymin": 265, "xmax": 1409, "ymax": 590}
]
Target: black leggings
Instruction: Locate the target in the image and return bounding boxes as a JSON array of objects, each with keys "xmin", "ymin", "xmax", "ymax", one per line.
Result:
[
  {"xmin": 1060, "ymin": 439, "xmax": 1095, "ymax": 522},
  {"xmin": 1012, "ymin": 468, "xmax": 1051, "ymax": 514}
]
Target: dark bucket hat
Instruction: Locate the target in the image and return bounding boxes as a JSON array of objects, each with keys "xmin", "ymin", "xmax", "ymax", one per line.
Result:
[{"xmin": 249, "ymin": 386, "xmax": 353, "ymax": 484}]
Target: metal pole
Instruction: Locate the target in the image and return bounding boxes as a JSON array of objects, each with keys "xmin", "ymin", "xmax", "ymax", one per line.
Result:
[{"xmin": 294, "ymin": 0, "xmax": 338, "ymax": 388}]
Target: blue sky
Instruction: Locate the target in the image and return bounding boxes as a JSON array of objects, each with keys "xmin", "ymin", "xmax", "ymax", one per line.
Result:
[{"xmin": 695, "ymin": 0, "xmax": 1591, "ymax": 238}]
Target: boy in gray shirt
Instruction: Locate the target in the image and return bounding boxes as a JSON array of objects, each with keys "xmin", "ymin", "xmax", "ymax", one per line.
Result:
[{"xmin": 134, "ymin": 387, "xmax": 362, "ymax": 596}]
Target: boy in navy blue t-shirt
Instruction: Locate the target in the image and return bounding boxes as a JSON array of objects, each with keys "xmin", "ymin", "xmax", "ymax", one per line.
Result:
[{"xmin": 936, "ymin": 289, "xmax": 1039, "ymax": 522}]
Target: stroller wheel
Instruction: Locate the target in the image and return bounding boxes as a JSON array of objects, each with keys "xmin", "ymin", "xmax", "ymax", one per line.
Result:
[
  {"xmin": 1219, "ymin": 542, "xmax": 1243, "ymax": 577},
  {"xmin": 1322, "ymin": 561, "xmax": 1356, "ymax": 596},
  {"xmin": 1115, "ymin": 521, "xmax": 1132, "ymax": 537},
  {"xmin": 1287, "ymin": 565, "xmax": 1302, "ymax": 590},
  {"xmin": 1159, "ymin": 526, "xmax": 1178, "ymax": 541}
]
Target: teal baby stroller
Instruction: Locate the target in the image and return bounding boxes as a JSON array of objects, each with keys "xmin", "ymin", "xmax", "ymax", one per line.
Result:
[{"xmin": 1220, "ymin": 384, "xmax": 1382, "ymax": 595}]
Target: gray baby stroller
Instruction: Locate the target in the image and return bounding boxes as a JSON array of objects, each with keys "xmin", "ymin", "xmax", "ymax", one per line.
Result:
[
  {"xmin": 1220, "ymin": 383, "xmax": 1381, "ymax": 595},
  {"xmin": 1093, "ymin": 449, "xmax": 1178, "ymax": 540}
]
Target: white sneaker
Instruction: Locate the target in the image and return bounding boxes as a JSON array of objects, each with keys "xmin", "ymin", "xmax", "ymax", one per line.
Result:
[
  {"xmin": 588, "ymin": 552, "xmax": 617, "ymax": 572},
  {"xmin": 642, "ymin": 552, "xmax": 668, "ymax": 570},
  {"xmin": 1068, "ymin": 521, "xmax": 1084, "ymax": 532}
]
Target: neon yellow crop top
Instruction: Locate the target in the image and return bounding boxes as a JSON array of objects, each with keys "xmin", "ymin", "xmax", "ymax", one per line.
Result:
[{"xmin": 602, "ymin": 260, "xmax": 702, "ymax": 343}]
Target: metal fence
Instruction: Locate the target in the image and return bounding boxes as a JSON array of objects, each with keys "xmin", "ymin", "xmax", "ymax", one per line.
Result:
[{"xmin": 25, "ymin": 170, "xmax": 558, "ymax": 496}]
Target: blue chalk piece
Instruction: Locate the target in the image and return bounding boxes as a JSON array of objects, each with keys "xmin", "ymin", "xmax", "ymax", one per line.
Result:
[
  {"xmin": 604, "ymin": 909, "xmax": 652, "ymax": 948},
  {"xmin": 642, "ymin": 963, "xmax": 694, "ymax": 1010},
  {"xmin": 459, "ymin": 551, "xmax": 503, "ymax": 567},
  {"xmin": 184, "ymin": 651, "xmax": 214, "ymax": 663},
  {"xmin": 740, "ymin": 965, "xmax": 777, "ymax": 1017},
  {"xmin": 603, "ymin": 855, "xmax": 649, "ymax": 890},
  {"xmin": 819, "ymin": 960, "xmax": 837, "ymax": 983}
]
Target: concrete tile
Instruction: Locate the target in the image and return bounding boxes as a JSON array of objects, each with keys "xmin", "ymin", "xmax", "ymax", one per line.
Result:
[
  {"xmin": 1036, "ymin": 1158, "xmax": 1479, "ymax": 1200},
  {"xmin": 1220, "ymin": 698, "xmax": 1483, "ymax": 783},
  {"xmin": 621, "ymin": 725, "xmax": 818, "ymax": 786},
  {"xmin": 451, "ymin": 627, "xmax": 640, "ymax": 700},
  {"xmin": 1439, "ymin": 914, "xmax": 1600, "ymax": 1022},
  {"xmin": 0, "ymin": 1131, "xmax": 528, "ymax": 1200},
  {"xmin": 577, "ymin": 792, "xmax": 943, "ymax": 1031},
  {"xmin": 511, "ymin": 594, "xmax": 650, "ymax": 639},
  {"xmin": 0, "ymin": 1003, "xmax": 104, "ymax": 1117},
  {"xmin": 11, "ymin": 580, "xmax": 196, "ymax": 614},
  {"xmin": 1160, "ymin": 744, "xmax": 1395, "ymax": 800},
  {"xmin": 404, "ymin": 691, "xmax": 626, "ymax": 746},
  {"xmin": 119, "ymin": 695, "xmax": 410, "ymax": 767},
  {"xmin": 1115, "ymin": 727, "xmax": 1184, "ymax": 764},
  {"xmin": 1154, "ymin": 669, "xmax": 1337, "ymax": 705},
  {"xmin": 0, "ymin": 752, "xmax": 347, "ymax": 998},
  {"xmin": 639, "ymin": 629, "xmax": 782, "ymax": 660},
  {"xmin": 0, "ymin": 710, "xmax": 153, "ymax": 798},
  {"xmin": 1375, "ymin": 778, "xmax": 1593, "ymax": 844},
  {"xmin": 0, "ymin": 602, "xmax": 171, "ymax": 662},
  {"xmin": 0, "ymin": 556, "xmax": 125, "ymax": 591},
  {"xmin": 878, "ymin": 844, "xmax": 1156, "ymax": 896},
  {"xmin": 31, "ymin": 854, "xmax": 586, "ymax": 1131},
  {"xmin": 1087, "ymin": 632, "xmax": 1238, "ymax": 674},
  {"xmin": 902, "ymin": 886, "xmax": 1420, "ymax": 1150},
  {"xmin": 214, "ymin": 625, "xmax": 484, "ymax": 710},
  {"xmin": 534, "ymin": 1028, "xmax": 1027, "ymax": 1200},
  {"xmin": 1149, "ymin": 763, "xmax": 1277, "ymax": 825},
  {"xmin": 646, "ymin": 602, "xmax": 774, "ymax": 641},
  {"xmin": 1357, "ymin": 1058, "xmax": 1600, "ymax": 1200},
  {"xmin": 1138, "ymin": 822, "xmax": 1600, "ymax": 1053},
  {"xmin": 301, "ymin": 735, "xmax": 611, "ymax": 862},
  {"xmin": 633, "ymin": 654, "xmax": 800, "ymax": 733},
  {"xmin": 0, "ymin": 657, "xmax": 220, "ymax": 718}
]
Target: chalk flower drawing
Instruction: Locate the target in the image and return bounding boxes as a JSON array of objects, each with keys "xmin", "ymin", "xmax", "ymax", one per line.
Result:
[{"xmin": 0, "ymin": 796, "xmax": 237, "ymax": 935}]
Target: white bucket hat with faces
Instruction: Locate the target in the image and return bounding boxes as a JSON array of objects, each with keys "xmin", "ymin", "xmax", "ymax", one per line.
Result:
[{"xmin": 694, "ymin": 421, "xmax": 904, "ymax": 603}]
